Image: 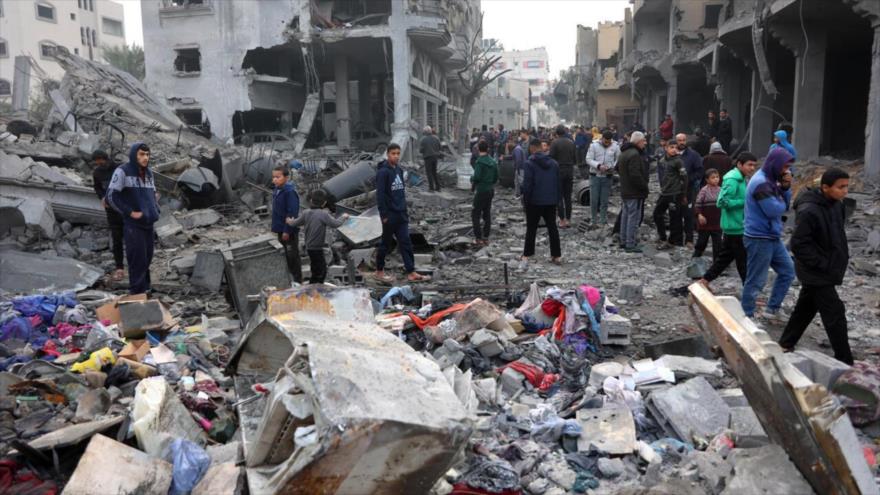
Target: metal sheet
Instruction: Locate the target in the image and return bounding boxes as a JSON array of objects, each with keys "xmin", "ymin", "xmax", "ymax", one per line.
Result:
[
  {"xmin": 0, "ymin": 250, "xmax": 102, "ymax": 293},
  {"xmin": 336, "ymin": 206, "xmax": 382, "ymax": 245}
]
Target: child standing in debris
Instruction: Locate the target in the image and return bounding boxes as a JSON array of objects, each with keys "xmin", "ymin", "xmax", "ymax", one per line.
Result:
[
  {"xmin": 520, "ymin": 138, "xmax": 562, "ymax": 269},
  {"xmin": 286, "ymin": 190, "xmax": 349, "ymax": 284},
  {"xmin": 471, "ymin": 140, "xmax": 499, "ymax": 246},
  {"xmin": 693, "ymin": 169, "xmax": 722, "ymax": 261},
  {"xmin": 653, "ymin": 141, "xmax": 688, "ymax": 248},
  {"xmin": 91, "ymin": 149, "xmax": 125, "ymax": 281},
  {"xmin": 271, "ymin": 165, "xmax": 303, "ymax": 284},
  {"xmin": 778, "ymin": 168, "xmax": 853, "ymax": 364},
  {"xmin": 374, "ymin": 143, "xmax": 430, "ymax": 284}
]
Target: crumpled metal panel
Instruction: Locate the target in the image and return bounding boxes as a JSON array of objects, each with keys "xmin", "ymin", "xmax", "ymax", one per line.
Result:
[{"xmin": 0, "ymin": 249, "xmax": 102, "ymax": 293}]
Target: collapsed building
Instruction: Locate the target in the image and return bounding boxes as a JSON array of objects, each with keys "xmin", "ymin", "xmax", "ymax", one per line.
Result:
[{"xmin": 140, "ymin": 0, "xmax": 481, "ymax": 159}]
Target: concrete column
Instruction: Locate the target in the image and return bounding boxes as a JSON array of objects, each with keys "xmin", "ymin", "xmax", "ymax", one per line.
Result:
[
  {"xmin": 420, "ymin": 97, "xmax": 428, "ymax": 128},
  {"xmin": 12, "ymin": 56, "xmax": 30, "ymax": 114},
  {"xmin": 334, "ymin": 55, "xmax": 351, "ymax": 148},
  {"xmin": 750, "ymin": 70, "xmax": 775, "ymax": 155},
  {"xmin": 357, "ymin": 65, "xmax": 371, "ymax": 129},
  {"xmin": 792, "ymin": 30, "xmax": 827, "ymax": 160},
  {"xmin": 865, "ymin": 25, "xmax": 880, "ymax": 179}
]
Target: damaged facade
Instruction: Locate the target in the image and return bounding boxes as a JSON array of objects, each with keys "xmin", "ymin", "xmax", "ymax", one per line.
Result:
[
  {"xmin": 610, "ymin": 0, "xmax": 879, "ymax": 176},
  {"xmin": 141, "ymin": 0, "xmax": 481, "ymax": 158}
]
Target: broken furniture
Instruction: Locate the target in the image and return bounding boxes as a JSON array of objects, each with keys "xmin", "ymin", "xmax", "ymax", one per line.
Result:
[
  {"xmin": 226, "ymin": 286, "xmax": 473, "ymax": 495},
  {"xmin": 220, "ymin": 234, "xmax": 292, "ymax": 323},
  {"xmin": 688, "ymin": 283, "xmax": 878, "ymax": 495}
]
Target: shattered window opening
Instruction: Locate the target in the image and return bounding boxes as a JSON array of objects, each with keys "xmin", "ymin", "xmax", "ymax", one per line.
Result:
[
  {"xmin": 102, "ymin": 17, "xmax": 124, "ymax": 38},
  {"xmin": 35, "ymin": 2, "xmax": 55, "ymax": 22},
  {"xmin": 80, "ymin": 27, "xmax": 86, "ymax": 45},
  {"xmin": 0, "ymin": 79, "xmax": 10, "ymax": 96},
  {"xmin": 703, "ymin": 4, "xmax": 722, "ymax": 29},
  {"xmin": 174, "ymin": 48, "xmax": 201, "ymax": 74},
  {"xmin": 38, "ymin": 41, "xmax": 57, "ymax": 59}
]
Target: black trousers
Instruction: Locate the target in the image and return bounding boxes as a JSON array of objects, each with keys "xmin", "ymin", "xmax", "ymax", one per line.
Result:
[
  {"xmin": 653, "ymin": 195, "xmax": 683, "ymax": 245},
  {"xmin": 124, "ymin": 224, "xmax": 154, "ymax": 294},
  {"xmin": 472, "ymin": 190, "xmax": 493, "ymax": 240},
  {"xmin": 277, "ymin": 232, "xmax": 303, "ymax": 283},
  {"xmin": 683, "ymin": 186, "xmax": 697, "ymax": 244},
  {"xmin": 524, "ymin": 205, "xmax": 561, "ymax": 258},
  {"xmin": 307, "ymin": 249, "xmax": 327, "ymax": 284},
  {"xmin": 779, "ymin": 285, "xmax": 853, "ymax": 365},
  {"xmin": 694, "ymin": 230, "xmax": 722, "ymax": 260},
  {"xmin": 425, "ymin": 156, "xmax": 440, "ymax": 191},
  {"xmin": 557, "ymin": 166, "xmax": 574, "ymax": 220},
  {"xmin": 702, "ymin": 234, "xmax": 747, "ymax": 282},
  {"xmin": 106, "ymin": 208, "xmax": 125, "ymax": 269}
]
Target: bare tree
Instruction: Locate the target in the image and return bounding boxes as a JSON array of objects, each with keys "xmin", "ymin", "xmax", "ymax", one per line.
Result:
[{"xmin": 456, "ymin": 13, "xmax": 512, "ymax": 153}]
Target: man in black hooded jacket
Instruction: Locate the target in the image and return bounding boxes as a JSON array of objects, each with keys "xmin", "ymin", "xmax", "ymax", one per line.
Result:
[{"xmin": 778, "ymin": 168, "xmax": 853, "ymax": 364}]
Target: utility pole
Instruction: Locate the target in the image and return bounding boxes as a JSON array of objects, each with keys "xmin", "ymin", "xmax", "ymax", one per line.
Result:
[{"xmin": 527, "ymin": 88, "xmax": 532, "ymax": 130}]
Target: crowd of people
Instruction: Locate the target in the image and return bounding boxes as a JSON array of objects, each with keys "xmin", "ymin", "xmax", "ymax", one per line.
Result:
[{"xmin": 453, "ymin": 113, "xmax": 853, "ymax": 364}]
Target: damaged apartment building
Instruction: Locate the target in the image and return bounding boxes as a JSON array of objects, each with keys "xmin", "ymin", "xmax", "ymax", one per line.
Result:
[
  {"xmin": 608, "ymin": 0, "xmax": 879, "ymax": 178},
  {"xmin": 140, "ymin": 0, "xmax": 481, "ymax": 158}
]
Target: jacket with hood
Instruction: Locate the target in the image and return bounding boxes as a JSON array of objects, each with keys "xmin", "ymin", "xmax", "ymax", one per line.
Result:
[
  {"xmin": 586, "ymin": 140, "xmax": 620, "ymax": 176},
  {"xmin": 549, "ymin": 136, "xmax": 577, "ymax": 169},
  {"xmin": 106, "ymin": 142, "xmax": 161, "ymax": 229},
  {"xmin": 287, "ymin": 208, "xmax": 345, "ymax": 251},
  {"xmin": 770, "ymin": 129, "xmax": 797, "ymax": 161},
  {"xmin": 617, "ymin": 142, "xmax": 649, "ymax": 199},
  {"xmin": 679, "ymin": 147, "xmax": 704, "ymax": 190},
  {"xmin": 717, "ymin": 167, "xmax": 747, "ymax": 235},
  {"xmin": 376, "ymin": 159, "xmax": 408, "ymax": 220},
  {"xmin": 471, "ymin": 155, "xmax": 499, "ymax": 193},
  {"xmin": 272, "ymin": 182, "xmax": 300, "ymax": 236},
  {"xmin": 522, "ymin": 153, "xmax": 560, "ymax": 206},
  {"xmin": 419, "ymin": 133, "xmax": 441, "ymax": 159},
  {"xmin": 790, "ymin": 188, "xmax": 849, "ymax": 286},
  {"xmin": 659, "ymin": 154, "xmax": 687, "ymax": 197},
  {"xmin": 703, "ymin": 151, "xmax": 734, "ymax": 179},
  {"xmin": 744, "ymin": 148, "xmax": 793, "ymax": 240}
]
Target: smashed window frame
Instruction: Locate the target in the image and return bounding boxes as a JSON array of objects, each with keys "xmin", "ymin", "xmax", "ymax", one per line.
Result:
[
  {"xmin": 174, "ymin": 47, "xmax": 201, "ymax": 76},
  {"xmin": 38, "ymin": 40, "xmax": 58, "ymax": 59},
  {"xmin": 0, "ymin": 78, "xmax": 10, "ymax": 96}
]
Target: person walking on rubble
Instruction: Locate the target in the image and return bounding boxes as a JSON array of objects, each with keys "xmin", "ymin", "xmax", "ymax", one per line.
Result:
[
  {"xmin": 654, "ymin": 141, "xmax": 688, "ymax": 249},
  {"xmin": 692, "ymin": 169, "xmax": 723, "ymax": 262},
  {"xmin": 471, "ymin": 140, "xmax": 499, "ymax": 246},
  {"xmin": 91, "ymin": 149, "xmax": 125, "ymax": 282},
  {"xmin": 270, "ymin": 164, "xmax": 303, "ymax": 284},
  {"xmin": 549, "ymin": 125, "xmax": 577, "ymax": 229},
  {"xmin": 586, "ymin": 130, "xmax": 620, "ymax": 228},
  {"xmin": 740, "ymin": 147, "xmax": 796, "ymax": 322},
  {"xmin": 106, "ymin": 142, "xmax": 160, "ymax": 295},
  {"xmin": 520, "ymin": 138, "xmax": 562, "ymax": 270},
  {"xmin": 617, "ymin": 131, "xmax": 649, "ymax": 252},
  {"xmin": 778, "ymin": 168, "xmax": 853, "ymax": 364},
  {"xmin": 419, "ymin": 125, "xmax": 442, "ymax": 192},
  {"xmin": 374, "ymin": 143, "xmax": 431, "ymax": 284},
  {"xmin": 286, "ymin": 189, "xmax": 349, "ymax": 284},
  {"xmin": 676, "ymin": 133, "xmax": 704, "ymax": 248},
  {"xmin": 699, "ymin": 152, "xmax": 758, "ymax": 288}
]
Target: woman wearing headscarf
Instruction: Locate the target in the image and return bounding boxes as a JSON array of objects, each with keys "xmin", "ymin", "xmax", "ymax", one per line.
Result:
[{"xmin": 740, "ymin": 147, "xmax": 796, "ymax": 321}]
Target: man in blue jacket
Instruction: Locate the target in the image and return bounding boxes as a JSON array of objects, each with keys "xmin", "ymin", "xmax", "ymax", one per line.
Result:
[
  {"xmin": 374, "ymin": 143, "xmax": 430, "ymax": 283},
  {"xmin": 520, "ymin": 138, "xmax": 561, "ymax": 270},
  {"xmin": 741, "ymin": 147, "xmax": 795, "ymax": 320},
  {"xmin": 676, "ymin": 133, "xmax": 704, "ymax": 247},
  {"xmin": 271, "ymin": 165, "xmax": 302, "ymax": 283},
  {"xmin": 106, "ymin": 142, "xmax": 160, "ymax": 294}
]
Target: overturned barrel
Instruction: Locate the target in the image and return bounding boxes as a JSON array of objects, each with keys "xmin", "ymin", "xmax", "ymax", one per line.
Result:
[{"xmin": 320, "ymin": 160, "xmax": 376, "ymax": 204}]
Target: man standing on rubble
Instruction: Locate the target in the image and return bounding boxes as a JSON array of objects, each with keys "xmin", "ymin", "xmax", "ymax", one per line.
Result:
[
  {"xmin": 549, "ymin": 125, "xmax": 577, "ymax": 229},
  {"xmin": 718, "ymin": 109, "xmax": 733, "ymax": 153},
  {"xmin": 513, "ymin": 129, "xmax": 530, "ymax": 202},
  {"xmin": 586, "ymin": 130, "xmax": 620, "ymax": 228},
  {"xmin": 520, "ymin": 138, "xmax": 562, "ymax": 269},
  {"xmin": 419, "ymin": 125, "xmax": 442, "ymax": 192},
  {"xmin": 270, "ymin": 165, "xmax": 303, "ymax": 284},
  {"xmin": 778, "ymin": 168, "xmax": 853, "ymax": 364},
  {"xmin": 91, "ymin": 149, "xmax": 125, "ymax": 282},
  {"xmin": 676, "ymin": 133, "xmax": 704, "ymax": 247},
  {"xmin": 617, "ymin": 131, "xmax": 649, "ymax": 252},
  {"xmin": 374, "ymin": 144, "xmax": 430, "ymax": 283},
  {"xmin": 106, "ymin": 142, "xmax": 160, "ymax": 295}
]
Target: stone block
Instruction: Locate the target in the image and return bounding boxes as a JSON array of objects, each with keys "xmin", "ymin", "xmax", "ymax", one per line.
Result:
[
  {"xmin": 178, "ymin": 208, "xmax": 222, "ymax": 229},
  {"xmin": 647, "ymin": 377, "xmax": 731, "ymax": 442},
  {"xmin": 500, "ymin": 367, "xmax": 526, "ymax": 396},
  {"xmin": 600, "ymin": 313, "xmax": 632, "ymax": 345},
  {"xmin": 618, "ymin": 281, "xmax": 643, "ymax": 304},
  {"xmin": 171, "ymin": 254, "xmax": 197, "ymax": 275},
  {"xmin": 589, "ymin": 361, "xmax": 625, "ymax": 388},
  {"xmin": 470, "ymin": 329, "xmax": 504, "ymax": 358},
  {"xmin": 717, "ymin": 388, "xmax": 750, "ymax": 407},
  {"xmin": 576, "ymin": 406, "xmax": 637, "ymax": 455},
  {"xmin": 722, "ymin": 445, "xmax": 813, "ymax": 495},
  {"xmin": 63, "ymin": 434, "xmax": 173, "ymax": 495},
  {"xmin": 782, "ymin": 349, "xmax": 851, "ymax": 389},
  {"xmin": 658, "ymin": 355, "xmax": 723, "ymax": 379},
  {"xmin": 654, "ymin": 252, "xmax": 673, "ymax": 267},
  {"xmin": 192, "ymin": 463, "xmax": 245, "ymax": 495},
  {"xmin": 597, "ymin": 457, "xmax": 626, "ymax": 478},
  {"xmin": 728, "ymin": 406, "xmax": 768, "ymax": 447},
  {"xmin": 414, "ymin": 253, "xmax": 433, "ymax": 265},
  {"xmin": 74, "ymin": 388, "xmax": 110, "ymax": 422}
]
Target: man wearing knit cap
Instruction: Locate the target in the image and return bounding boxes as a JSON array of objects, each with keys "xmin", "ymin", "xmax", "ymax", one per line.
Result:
[
  {"xmin": 703, "ymin": 141, "xmax": 734, "ymax": 179},
  {"xmin": 617, "ymin": 131, "xmax": 649, "ymax": 252}
]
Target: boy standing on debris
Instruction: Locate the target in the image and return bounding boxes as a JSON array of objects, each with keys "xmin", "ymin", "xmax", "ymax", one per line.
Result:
[
  {"xmin": 520, "ymin": 138, "xmax": 562, "ymax": 269},
  {"xmin": 286, "ymin": 189, "xmax": 349, "ymax": 284},
  {"xmin": 471, "ymin": 140, "xmax": 499, "ymax": 246},
  {"xmin": 778, "ymin": 168, "xmax": 852, "ymax": 364},
  {"xmin": 700, "ymin": 152, "xmax": 757, "ymax": 287},
  {"xmin": 653, "ymin": 141, "xmax": 687, "ymax": 248},
  {"xmin": 693, "ymin": 169, "xmax": 723, "ymax": 261},
  {"xmin": 741, "ymin": 147, "xmax": 795, "ymax": 321},
  {"xmin": 91, "ymin": 149, "xmax": 125, "ymax": 281},
  {"xmin": 106, "ymin": 142, "xmax": 160, "ymax": 295},
  {"xmin": 271, "ymin": 165, "xmax": 303, "ymax": 284},
  {"xmin": 419, "ymin": 125, "xmax": 442, "ymax": 192},
  {"xmin": 374, "ymin": 144, "xmax": 430, "ymax": 283}
]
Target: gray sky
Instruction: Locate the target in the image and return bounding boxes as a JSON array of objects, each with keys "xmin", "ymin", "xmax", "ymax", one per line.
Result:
[
  {"xmin": 120, "ymin": 0, "xmax": 630, "ymax": 79},
  {"xmin": 481, "ymin": 0, "xmax": 629, "ymax": 79}
]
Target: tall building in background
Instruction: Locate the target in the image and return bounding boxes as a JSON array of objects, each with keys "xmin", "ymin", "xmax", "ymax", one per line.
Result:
[{"xmin": 0, "ymin": 0, "xmax": 127, "ymax": 99}]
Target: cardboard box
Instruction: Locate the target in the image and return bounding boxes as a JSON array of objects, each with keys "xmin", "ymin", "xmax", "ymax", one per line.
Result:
[
  {"xmin": 95, "ymin": 294, "xmax": 148, "ymax": 324},
  {"xmin": 118, "ymin": 340, "xmax": 150, "ymax": 362}
]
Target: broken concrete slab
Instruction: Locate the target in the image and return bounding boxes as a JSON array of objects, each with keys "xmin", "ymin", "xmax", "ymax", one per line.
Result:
[
  {"xmin": 782, "ymin": 349, "xmax": 851, "ymax": 389},
  {"xmin": 20, "ymin": 416, "xmax": 124, "ymax": 452},
  {"xmin": 589, "ymin": 361, "xmax": 625, "ymax": 388},
  {"xmin": 454, "ymin": 298, "xmax": 516, "ymax": 339},
  {"xmin": 644, "ymin": 335, "xmax": 713, "ymax": 360},
  {"xmin": 192, "ymin": 463, "xmax": 245, "ymax": 495},
  {"xmin": 576, "ymin": 406, "xmax": 637, "ymax": 455},
  {"xmin": 600, "ymin": 313, "xmax": 632, "ymax": 346},
  {"xmin": 62, "ymin": 434, "xmax": 173, "ymax": 495},
  {"xmin": 728, "ymin": 406, "xmax": 768, "ymax": 447},
  {"xmin": 178, "ymin": 208, "xmax": 222, "ymax": 229},
  {"xmin": 132, "ymin": 378, "xmax": 208, "ymax": 458},
  {"xmin": 618, "ymin": 281, "xmax": 643, "ymax": 304},
  {"xmin": 0, "ymin": 196, "xmax": 56, "ymax": 239},
  {"xmin": 0, "ymin": 249, "xmax": 102, "ymax": 293},
  {"xmin": 722, "ymin": 445, "xmax": 814, "ymax": 495},
  {"xmin": 74, "ymin": 388, "xmax": 111, "ymax": 422},
  {"xmin": 154, "ymin": 214, "xmax": 184, "ymax": 240},
  {"xmin": 647, "ymin": 377, "xmax": 730, "ymax": 442},
  {"xmin": 658, "ymin": 355, "xmax": 724, "ymax": 379},
  {"xmin": 470, "ymin": 329, "xmax": 504, "ymax": 357}
]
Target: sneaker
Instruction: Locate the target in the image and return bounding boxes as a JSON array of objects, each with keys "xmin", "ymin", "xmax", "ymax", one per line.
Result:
[{"xmin": 759, "ymin": 309, "xmax": 789, "ymax": 325}]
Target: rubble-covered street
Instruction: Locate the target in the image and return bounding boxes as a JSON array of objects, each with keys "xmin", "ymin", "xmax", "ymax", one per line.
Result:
[{"xmin": 2, "ymin": 0, "xmax": 880, "ymax": 494}]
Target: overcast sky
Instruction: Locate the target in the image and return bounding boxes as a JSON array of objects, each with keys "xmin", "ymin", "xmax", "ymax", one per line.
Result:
[{"xmin": 120, "ymin": 0, "xmax": 630, "ymax": 79}]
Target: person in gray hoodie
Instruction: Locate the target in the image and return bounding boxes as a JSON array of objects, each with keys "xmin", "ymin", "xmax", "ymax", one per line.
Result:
[
  {"xmin": 286, "ymin": 189, "xmax": 349, "ymax": 284},
  {"xmin": 586, "ymin": 130, "xmax": 621, "ymax": 227}
]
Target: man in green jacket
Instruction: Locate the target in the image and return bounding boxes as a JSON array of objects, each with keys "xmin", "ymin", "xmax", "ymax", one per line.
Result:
[
  {"xmin": 471, "ymin": 140, "xmax": 499, "ymax": 246},
  {"xmin": 700, "ymin": 152, "xmax": 758, "ymax": 287}
]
